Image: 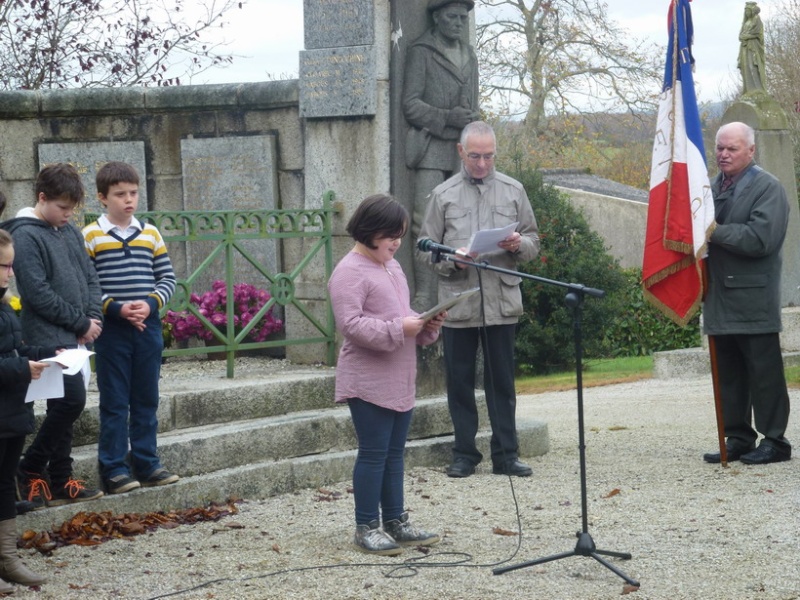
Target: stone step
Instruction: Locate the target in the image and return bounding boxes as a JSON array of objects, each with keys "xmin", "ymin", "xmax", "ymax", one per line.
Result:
[
  {"xmin": 65, "ymin": 396, "xmax": 478, "ymax": 487},
  {"xmin": 18, "ymin": 417, "xmax": 548, "ymax": 533},
  {"xmin": 39, "ymin": 370, "xmax": 338, "ymax": 448},
  {"xmin": 20, "ymin": 366, "xmax": 550, "ymax": 533}
]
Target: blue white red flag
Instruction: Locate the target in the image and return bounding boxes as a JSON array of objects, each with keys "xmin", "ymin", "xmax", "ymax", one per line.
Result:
[{"xmin": 642, "ymin": 0, "xmax": 715, "ymax": 326}]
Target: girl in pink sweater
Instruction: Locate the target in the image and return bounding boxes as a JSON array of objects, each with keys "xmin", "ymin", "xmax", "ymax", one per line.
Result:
[{"xmin": 328, "ymin": 194, "xmax": 445, "ymax": 556}]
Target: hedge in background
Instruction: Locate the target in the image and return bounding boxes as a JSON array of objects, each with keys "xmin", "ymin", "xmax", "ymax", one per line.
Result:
[
  {"xmin": 513, "ymin": 169, "xmax": 627, "ymax": 374},
  {"xmin": 511, "ymin": 169, "xmax": 700, "ymax": 375},
  {"xmin": 601, "ymin": 267, "xmax": 701, "ymax": 356}
]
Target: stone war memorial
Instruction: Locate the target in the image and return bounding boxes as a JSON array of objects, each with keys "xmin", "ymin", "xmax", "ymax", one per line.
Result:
[
  {"xmin": 0, "ymin": 2, "xmax": 551, "ymax": 533},
  {"xmin": 0, "ymin": 0, "xmax": 476, "ymax": 389},
  {"xmin": 721, "ymin": 0, "xmax": 800, "ymax": 332}
]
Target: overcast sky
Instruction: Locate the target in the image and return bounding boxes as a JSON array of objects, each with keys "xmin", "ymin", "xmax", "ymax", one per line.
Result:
[{"xmin": 194, "ymin": 0, "xmax": 781, "ymax": 104}]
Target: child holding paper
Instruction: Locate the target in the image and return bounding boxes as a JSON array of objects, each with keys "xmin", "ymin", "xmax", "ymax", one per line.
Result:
[
  {"xmin": 0, "ymin": 229, "xmax": 53, "ymax": 590},
  {"xmin": 1, "ymin": 163, "xmax": 105, "ymax": 508},
  {"xmin": 328, "ymin": 194, "xmax": 446, "ymax": 556}
]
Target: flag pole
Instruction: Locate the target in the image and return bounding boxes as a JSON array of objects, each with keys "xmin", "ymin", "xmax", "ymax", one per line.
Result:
[{"xmin": 703, "ymin": 260, "xmax": 728, "ymax": 467}]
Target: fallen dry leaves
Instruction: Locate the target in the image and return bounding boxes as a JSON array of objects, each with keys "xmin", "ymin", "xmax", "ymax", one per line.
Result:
[
  {"xmin": 492, "ymin": 526, "xmax": 518, "ymax": 537},
  {"xmin": 18, "ymin": 499, "xmax": 241, "ymax": 555}
]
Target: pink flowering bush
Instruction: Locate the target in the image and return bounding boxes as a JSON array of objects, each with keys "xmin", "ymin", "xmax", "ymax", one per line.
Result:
[{"xmin": 165, "ymin": 280, "xmax": 283, "ymax": 343}]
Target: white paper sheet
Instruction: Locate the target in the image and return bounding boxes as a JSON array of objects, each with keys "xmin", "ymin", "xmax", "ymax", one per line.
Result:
[
  {"xmin": 467, "ymin": 222, "xmax": 519, "ymax": 255},
  {"xmin": 23, "ymin": 348, "xmax": 94, "ymax": 403},
  {"xmin": 24, "ymin": 363, "xmax": 64, "ymax": 403},
  {"xmin": 45, "ymin": 347, "xmax": 94, "ymax": 375}
]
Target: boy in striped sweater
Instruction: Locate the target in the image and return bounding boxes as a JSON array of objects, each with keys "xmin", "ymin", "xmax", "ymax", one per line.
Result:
[{"xmin": 83, "ymin": 161, "xmax": 179, "ymax": 495}]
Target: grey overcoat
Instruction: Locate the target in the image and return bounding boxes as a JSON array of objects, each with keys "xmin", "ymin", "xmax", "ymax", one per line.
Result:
[{"xmin": 703, "ymin": 163, "xmax": 789, "ymax": 335}]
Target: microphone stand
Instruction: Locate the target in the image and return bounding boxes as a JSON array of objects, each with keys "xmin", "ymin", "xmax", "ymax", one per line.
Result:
[{"xmin": 431, "ymin": 251, "xmax": 639, "ymax": 588}]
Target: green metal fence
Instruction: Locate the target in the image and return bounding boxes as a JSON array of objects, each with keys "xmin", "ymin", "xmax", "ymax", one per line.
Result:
[{"xmin": 90, "ymin": 192, "xmax": 338, "ymax": 377}]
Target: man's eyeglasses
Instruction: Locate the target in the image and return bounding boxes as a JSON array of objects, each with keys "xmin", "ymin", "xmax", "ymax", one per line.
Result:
[
  {"xmin": 0, "ymin": 263, "xmax": 13, "ymax": 273},
  {"xmin": 466, "ymin": 153, "xmax": 496, "ymax": 162}
]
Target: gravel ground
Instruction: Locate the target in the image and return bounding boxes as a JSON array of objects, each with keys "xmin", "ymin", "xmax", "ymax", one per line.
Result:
[{"xmin": 8, "ymin": 372, "xmax": 800, "ymax": 600}]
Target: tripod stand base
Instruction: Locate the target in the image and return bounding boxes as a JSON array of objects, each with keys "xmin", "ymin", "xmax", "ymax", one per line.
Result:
[{"xmin": 493, "ymin": 532, "xmax": 640, "ymax": 587}]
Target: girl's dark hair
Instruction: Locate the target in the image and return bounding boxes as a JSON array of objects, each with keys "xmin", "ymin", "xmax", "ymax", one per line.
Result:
[{"xmin": 346, "ymin": 194, "xmax": 409, "ymax": 249}]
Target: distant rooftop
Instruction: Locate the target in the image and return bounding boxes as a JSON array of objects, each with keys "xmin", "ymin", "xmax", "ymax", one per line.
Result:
[{"xmin": 541, "ymin": 168, "xmax": 648, "ymax": 204}]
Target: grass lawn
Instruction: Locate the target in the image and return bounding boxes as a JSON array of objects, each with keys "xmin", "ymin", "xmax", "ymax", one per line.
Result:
[
  {"xmin": 515, "ymin": 355, "xmax": 653, "ymax": 395},
  {"xmin": 516, "ymin": 355, "xmax": 800, "ymax": 395}
]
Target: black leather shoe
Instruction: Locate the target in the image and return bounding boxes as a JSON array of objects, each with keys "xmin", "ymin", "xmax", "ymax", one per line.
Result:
[
  {"xmin": 446, "ymin": 459, "xmax": 476, "ymax": 478},
  {"xmin": 740, "ymin": 445, "xmax": 791, "ymax": 465},
  {"xmin": 703, "ymin": 445, "xmax": 754, "ymax": 464},
  {"xmin": 492, "ymin": 459, "xmax": 533, "ymax": 477}
]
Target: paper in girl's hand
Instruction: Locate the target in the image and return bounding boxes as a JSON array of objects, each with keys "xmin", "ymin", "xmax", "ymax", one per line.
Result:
[
  {"xmin": 24, "ymin": 363, "xmax": 62, "ymax": 403},
  {"xmin": 24, "ymin": 348, "xmax": 95, "ymax": 403},
  {"xmin": 419, "ymin": 288, "xmax": 480, "ymax": 322}
]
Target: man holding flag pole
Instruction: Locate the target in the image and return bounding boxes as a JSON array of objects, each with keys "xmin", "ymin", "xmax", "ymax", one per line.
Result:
[
  {"xmin": 644, "ymin": 0, "xmax": 792, "ymax": 467},
  {"xmin": 701, "ymin": 121, "xmax": 791, "ymax": 465}
]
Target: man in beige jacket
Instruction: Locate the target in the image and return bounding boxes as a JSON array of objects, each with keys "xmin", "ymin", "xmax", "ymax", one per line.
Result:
[{"xmin": 418, "ymin": 121, "xmax": 539, "ymax": 478}]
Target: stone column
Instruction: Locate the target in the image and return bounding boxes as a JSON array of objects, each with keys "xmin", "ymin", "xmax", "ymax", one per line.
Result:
[{"xmin": 288, "ymin": 0, "xmax": 392, "ymax": 363}]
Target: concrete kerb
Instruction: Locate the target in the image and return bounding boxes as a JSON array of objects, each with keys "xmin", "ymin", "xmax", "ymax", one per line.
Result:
[{"xmin": 654, "ymin": 347, "xmax": 800, "ymax": 379}]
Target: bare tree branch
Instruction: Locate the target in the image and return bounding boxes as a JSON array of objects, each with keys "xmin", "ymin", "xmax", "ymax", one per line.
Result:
[
  {"xmin": 476, "ymin": 0, "xmax": 662, "ymax": 136},
  {"xmin": 0, "ymin": 0, "xmax": 242, "ymax": 89}
]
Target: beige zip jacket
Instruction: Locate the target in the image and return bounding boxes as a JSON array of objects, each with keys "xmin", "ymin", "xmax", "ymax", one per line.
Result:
[{"xmin": 418, "ymin": 166, "xmax": 539, "ymax": 328}]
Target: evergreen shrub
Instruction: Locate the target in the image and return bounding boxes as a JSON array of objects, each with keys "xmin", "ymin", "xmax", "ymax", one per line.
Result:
[{"xmin": 511, "ymin": 169, "xmax": 700, "ymax": 375}]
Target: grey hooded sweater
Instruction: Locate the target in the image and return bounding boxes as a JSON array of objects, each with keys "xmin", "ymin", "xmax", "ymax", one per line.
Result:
[{"xmin": 1, "ymin": 212, "xmax": 103, "ymax": 346}]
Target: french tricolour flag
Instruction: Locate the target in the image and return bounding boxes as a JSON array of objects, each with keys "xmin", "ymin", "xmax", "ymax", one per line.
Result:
[{"xmin": 642, "ymin": 0, "xmax": 715, "ymax": 326}]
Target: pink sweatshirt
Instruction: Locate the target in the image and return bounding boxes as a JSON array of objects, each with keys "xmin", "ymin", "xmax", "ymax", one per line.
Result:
[{"xmin": 328, "ymin": 251, "xmax": 439, "ymax": 411}]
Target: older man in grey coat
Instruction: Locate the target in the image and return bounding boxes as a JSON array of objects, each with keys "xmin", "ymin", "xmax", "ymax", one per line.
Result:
[{"xmin": 702, "ymin": 122, "xmax": 792, "ymax": 465}]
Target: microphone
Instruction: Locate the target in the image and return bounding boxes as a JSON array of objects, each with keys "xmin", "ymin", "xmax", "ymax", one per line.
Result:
[{"xmin": 417, "ymin": 238, "xmax": 468, "ymax": 257}]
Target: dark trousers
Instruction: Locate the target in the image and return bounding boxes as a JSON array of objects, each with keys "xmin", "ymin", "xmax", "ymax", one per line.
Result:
[
  {"xmin": 20, "ymin": 371, "xmax": 86, "ymax": 487},
  {"xmin": 347, "ymin": 398, "xmax": 412, "ymax": 525},
  {"xmin": 95, "ymin": 313, "xmax": 164, "ymax": 481},
  {"xmin": 713, "ymin": 332, "xmax": 791, "ymax": 452},
  {"xmin": 442, "ymin": 324, "xmax": 519, "ymax": 466},
  {"xmin": 0, "ymin": 436, "xmax": 25, "ymax": 521}
]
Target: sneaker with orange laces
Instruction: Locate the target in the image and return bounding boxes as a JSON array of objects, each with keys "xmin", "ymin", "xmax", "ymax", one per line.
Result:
[
  {"xmin": 49, "ymin": 478, "xmax": 104, "ymax": 506},
  {"xmin": 16, "ymin": 468, "xmax": 52, "ymax": 511}
]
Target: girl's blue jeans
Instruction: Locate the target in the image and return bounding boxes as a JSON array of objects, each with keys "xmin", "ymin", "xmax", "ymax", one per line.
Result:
[{"xmin": 347, "ymin": 398, "xmax": 412, "ymax": 526}]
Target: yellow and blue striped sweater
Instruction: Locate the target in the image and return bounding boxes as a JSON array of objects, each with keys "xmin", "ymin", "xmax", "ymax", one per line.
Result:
[{"xmin": 82, "ymin": 218, "xmax": 176, "ymax": 315}]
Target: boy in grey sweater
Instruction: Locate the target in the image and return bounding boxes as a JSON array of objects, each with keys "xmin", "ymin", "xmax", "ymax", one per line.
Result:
[{"xmin": 0, "ymin": 163, "xmax": 104, "ymax": 508}]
